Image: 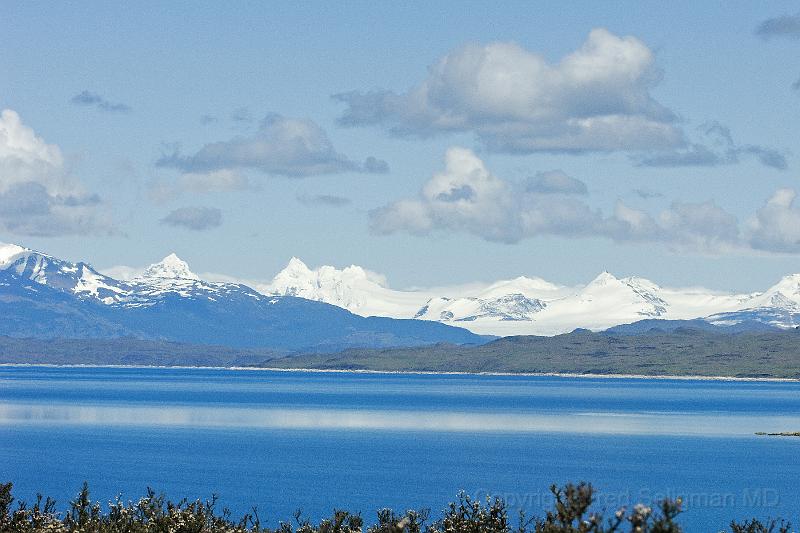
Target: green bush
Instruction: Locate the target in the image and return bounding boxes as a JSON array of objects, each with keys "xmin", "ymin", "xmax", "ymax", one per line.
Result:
[{"xmin": 0, "ymin": 481, "xmax": 792, "ymax": 533}]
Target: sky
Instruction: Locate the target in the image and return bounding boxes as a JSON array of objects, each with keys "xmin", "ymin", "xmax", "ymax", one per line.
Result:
[{"xmin": 1, "ymin": 1, "xmax": 800, "ymax": 292}]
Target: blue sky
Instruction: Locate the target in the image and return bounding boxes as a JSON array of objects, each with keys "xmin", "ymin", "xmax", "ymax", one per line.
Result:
[{"xmin": 2, "ymin": 1, "xmax": 800, "ymax": 291}]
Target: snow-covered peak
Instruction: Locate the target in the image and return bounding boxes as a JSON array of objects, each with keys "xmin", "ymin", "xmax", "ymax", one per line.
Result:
[
  {"xmin": 0, "ymin": 242, "xmax": 31, "ymax": 267},
  {"xmin": 478, "ymin": 275, "xmax": 567, "ymax": 300},
  {"xmin": 0, "ymin": 243, "xmax": 130, "ymax": 304},
  {"xmin": 767, "ymin": 273, "xmax": 800, "ymax": 296},
  {"xmin": 587, "ymin": 271, "xmax": 619, "ymax": 287},
  {"xmin": 264, "ymin": 258, "xmax": 424, "ymax": 317},
  {"xmin": 141, "ymin": 253, "xmax": 199, "ymax": 280},
  {"xmin": 745, "ymin": 273, "xmax": 800, "ymax": 310},
  {"xmin": 268, "ymin": 257, "xmax": 317, "ymax": 297},
  {"xmin": 284, "ymin": 256, "xmax": 312, "ymax": 275}
]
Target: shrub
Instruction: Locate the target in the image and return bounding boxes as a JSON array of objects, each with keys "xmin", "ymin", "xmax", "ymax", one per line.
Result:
[{"xmin": 0, "ymin": 482, "xmax": 792, "ymax": 533}]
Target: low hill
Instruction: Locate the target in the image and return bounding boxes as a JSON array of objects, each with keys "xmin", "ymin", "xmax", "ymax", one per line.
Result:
[
  {"xmin": 262, "ymin": 328, "xmax": 800, "ymax": 379},
  {"xmin": 2, "ymin": 328, "xmax": 800, "ymax": 379}
]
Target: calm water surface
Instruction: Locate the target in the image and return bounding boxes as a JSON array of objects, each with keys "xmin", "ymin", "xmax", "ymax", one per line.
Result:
[{"xmin": 1, "ymin": 366, "xmax": 799, "ymax": 531}]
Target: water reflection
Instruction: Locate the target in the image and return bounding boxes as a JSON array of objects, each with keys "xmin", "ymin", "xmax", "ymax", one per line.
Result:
[{"xmin": 1, "ymin": 402, "xmax": 797, "ymax": 436}]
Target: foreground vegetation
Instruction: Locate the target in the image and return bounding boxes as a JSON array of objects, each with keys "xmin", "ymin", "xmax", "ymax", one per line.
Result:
[{"xmin": 0, "ymin": 482, "xmax": 793, "ymax": 533}]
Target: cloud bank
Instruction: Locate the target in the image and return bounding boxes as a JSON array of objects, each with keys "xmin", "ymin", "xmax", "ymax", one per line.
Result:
[
  {"xmin": 335, "ymin": 29, "xmax": 683, "ymax": 154},
  {"xmin": 370, "ymin": 147, "xmax": 800, "ymax": 254},
  {"xmin": 0, "ymin": 109, "xmax": 110, "ymax": 236}
]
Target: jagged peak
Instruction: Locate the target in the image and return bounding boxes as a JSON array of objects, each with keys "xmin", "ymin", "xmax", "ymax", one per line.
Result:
[
  {"xmin": 274, "ymin": 258, "xmax": 386, "ymax": 287},
  {"xmin": 283, "ymin": 257, "xmax": 312, "ymax": 274},
  {"xmin": 588, "ymin": 271, "xmax": 619, "ymax": 286},
  {"xmin": 141, "ymin": 253, "xmax": 199, "ymax": 280}
]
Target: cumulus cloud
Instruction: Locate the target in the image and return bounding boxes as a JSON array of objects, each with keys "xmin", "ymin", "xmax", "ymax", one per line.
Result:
[
  {"xmin": 370, "ymin": 147, "xmax": 613, "ymax": 244},
  {"xmin": 0, "ymin": 109, "xmax": 110, "ymax": 236},
  {"xmin": 70, "ymin": 91, "xmax": 131, "ymax": 112},
  {"xmin": 370, "ymin": 146, "xmax": 800, "ymax": 254},
  {"xmin": 335, "ymin": 29, "xmax": 683, "ymax": 154},
  {"xmin": 159, "ymin": 206, "xmax": 222, "ymax": 231},
  {"xmin": 526, "ymin": 170, "xmax": 588, "ymax": 195},
  {"xmin": 371, "ymin": 147, "xmax": 523, "ymax": 242},
  {"xmin": 657, "ymin": 200, "xmax": 741, "ymax": 252},
  {"xmin": 157, "ymin": 114, "xmax": 388, "ymax": 178},
  {"xmin": 296, "ymin": 193, "xmax": 352, "ymax": 207},
  {"xmin": 756, "ymin": 13, "xmax": 800, "ymax": 39},
  {"xmin": 747, "ymin": 189, "xmax": 800, "ymax": 253},
  {"xmin": 636, "ymin": 121, "xmax": 787, "ymax": 170}
]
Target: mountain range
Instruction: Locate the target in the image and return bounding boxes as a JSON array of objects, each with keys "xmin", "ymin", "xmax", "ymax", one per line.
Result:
[
  {"xmin": 0, "ymin": 243, "xmax": 483, "ymax": 352},
  {"xmin": 3, "ymin": 241, "xmax": 800, "ymax": 348},
  {"xmin": 259, "ymin": 257, "xmax": 800, "ymax": 335}
]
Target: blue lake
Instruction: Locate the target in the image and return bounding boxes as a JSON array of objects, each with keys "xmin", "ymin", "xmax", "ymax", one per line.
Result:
[{"xmin": 1, "ymin": 366, "xmax": 799, "ymax": 531}]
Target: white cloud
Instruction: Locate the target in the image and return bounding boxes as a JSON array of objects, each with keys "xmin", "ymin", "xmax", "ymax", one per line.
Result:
[
  {"xmin": 658, "ymin": 200, "xmax": 741, "ymax": 252},
  {"xmin": 0, "ymin": 109, "xmax": 110, "ymax": 236},
  {"xmin": 370, "ymin": 146, "xmax": 800, "ymax": 255},
  {"xmin": 335, "ymin": 29, "xmax": 683, "ymax": 153},
  {"xmin": 0, "ymin": 109, "xmax": 64, "ymax": 193},
  {"xmin": 747, "ymin": 188, "xmax": 800, "ymax": 253},
  {"xmin": 371, "ymin": 147, "xmax": 523, "ymax": 242}
]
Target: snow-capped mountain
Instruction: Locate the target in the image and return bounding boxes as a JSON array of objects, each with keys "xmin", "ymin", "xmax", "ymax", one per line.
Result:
[
  {"xmin": 705, "ymin": 273, "xmax": 800, "ymax": 329},
  {"xmin": 4, "ymin": 241, "xmax": 800, "ymax": 340},
  {"xmin": 261, "ymin": 256, "xmax": 800, "ymax": 335},
  {"xmin": 0, "ymin": 244, "xmax": 262, "ymax": 309},
  {"xmin": 0, "ymin": 242, "xmax": 130, "ymax": 304},
  {"xmin": 261, "ymin": 257, "xmax": 439, "ymax": 318},
  {"xmin": 0, "ymin": 243, "xmax": 484, "ymax": 351},
  {"xmin": 140, "ymin": 253, "xmax": 199, "ymax": 280},
  {"xmin": 414, "ymin": 293, "xmax": 547, "ymax": 323},
  {"xmin": 411, "ymin": 276, "xmax": 568, "ymax": 326}
]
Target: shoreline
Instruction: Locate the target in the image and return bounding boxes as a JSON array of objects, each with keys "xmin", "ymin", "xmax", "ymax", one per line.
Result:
[{"xmin": 1, "ymin": 362, "xmax": 798, "ymax": 383}]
